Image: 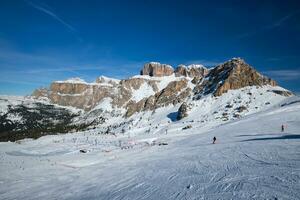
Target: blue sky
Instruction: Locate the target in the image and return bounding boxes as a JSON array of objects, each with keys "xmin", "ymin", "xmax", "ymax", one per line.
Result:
[{"xmin": 0, "ymin": 0, "xmax": 299, "ymax": 95}]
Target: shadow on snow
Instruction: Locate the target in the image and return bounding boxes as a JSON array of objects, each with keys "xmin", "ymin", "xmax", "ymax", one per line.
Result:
[
  {"xmin": 240, "ymin": 134, "xmax": 300, "ymax": 142},
  {"xmin": 167, "ymin": 112, "xmax": 178, "ymax": 122}
]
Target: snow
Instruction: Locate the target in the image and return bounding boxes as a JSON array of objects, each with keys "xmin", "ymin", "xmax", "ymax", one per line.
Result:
[
  {"xmin": 0, "ymin": 96, "xmax": 26, "ymax": 114},
  {"xmin": 55, "ymin": 77, "xmax": 87, "ymax": 84},
  {"xmin": 6, "ymin": 113, "xmax": 23, "ymax": 123},
  {"xmin": 96, "ymin": 76, "xmax": 120, "ymax": 84},
  {"xmin": 54, "ymin": 77, "xmax": 119, "ymax": 87},
  {"xmin": 131, "ymin": 82, "xmax": 155, "ymax": 102},
  {"xmin": 130, "ymin": 74, "xmax": 187, "ymax": 91},
  {"xmin": 93, "ymin": 97, "xmax": 113, "ymax": 111},
  {"xmin": 0, "ymin": 93, "xmax": 299, "ymax": 199},
  {"xmin": 148, "ymin": 62, "xmax": 174, "ymax": 69},
  {"xmin": 0, "ymin": 95, "xmax": 83, "ymax": 115},
  {"xmin": 187, "ymin": 64, "xmax": 206, "ymax": 69}
]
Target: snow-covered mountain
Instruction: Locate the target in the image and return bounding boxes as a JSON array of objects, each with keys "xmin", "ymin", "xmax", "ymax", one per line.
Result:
[
  {"xmin": 0, "ymin": 58, "xmax": 293, "ymax": 141},
  {"xmin": 0, "ymin": 88, "xmax": 299, "ymax": 200},
  {"xmin": 0, "ymin": 57, "xmax": 299, "ymax": 199}
]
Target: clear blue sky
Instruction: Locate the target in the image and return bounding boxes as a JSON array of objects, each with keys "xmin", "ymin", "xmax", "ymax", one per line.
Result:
[{"xmin": 0, "ymin": 0, "xmax": 299, "ymax": 95}]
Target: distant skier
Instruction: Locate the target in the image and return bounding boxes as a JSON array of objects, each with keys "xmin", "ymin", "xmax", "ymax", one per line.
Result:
[
  {"xmin": 281, "ymin": 124, "xmax": 285, "ymax": 132},
  {"xmin": 213, "ymin": 136, "xmax": 216, "ymax": 144}
]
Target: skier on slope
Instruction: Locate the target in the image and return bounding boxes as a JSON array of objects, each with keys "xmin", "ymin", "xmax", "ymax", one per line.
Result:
[
  {"xmin": 213, "ymin": 136, "xmax": 216, "ymax": 144},
  {"xmin": 281, "ymin": 124, "xmax": 285, "ymax": 132}
]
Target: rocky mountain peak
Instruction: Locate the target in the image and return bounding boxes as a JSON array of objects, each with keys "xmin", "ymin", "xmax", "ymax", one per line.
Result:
[
  {"xmin": 140, "ymin": 62, "xmax": 174, "ymax": 77},
  {"xmin": 193, "ymin": 58, "xmax": 277, "ymax": 97},
  {"xmin": 95, "ymin": 76, "xmax": 120, "ymax": 85},
  {"xmin": 175, "ymin": 64, "xmax": 208, "ymax": 78}
]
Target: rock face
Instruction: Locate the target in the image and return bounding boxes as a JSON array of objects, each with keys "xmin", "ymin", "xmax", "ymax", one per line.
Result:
[
  {"xmin": 175, "ymin": 65, "xmax": 189, "ymax": 77},
  {"xmin": 155, "ymin": 79, "xmax": 190, "ymax": 107},
  {"xmin": 32, "ymin": 88, "xmax": 49, "ymax": 99},
  {"xmin": 140, "ymin": 62, "xmax": 174, "ymax": 77},
  {"xmin": 193, "ymin": 58, "xmax": 277, "ymax": 97},
  {"xmin": 175, "ymin": 64, "xmax": 208, "ymax": 78},
  {"xmin": 125, "ymin": 79, "xmax": 190, "ymax": 117},
  {"xmin": 33, "ymin": 58, "xmax": 283, "ymax": 118},
  {"xmin": 177, "ymin": 102, "xmax": 189, "ymax": 120},
  {"xmin": 49, "ymin": 81, "xmax": 115, "ymax": 110},
  {"xmin": 214, "ymin": 58, "xmax": 276, "ymax": 96}
]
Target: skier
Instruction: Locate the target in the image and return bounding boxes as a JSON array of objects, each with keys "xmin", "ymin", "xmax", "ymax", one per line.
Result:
[
  {"xmin": 281, "ymin": 124, "xmax": 285, "ymax": 132},
  {"xmin": 213, "ymin": 136, "xmax": 216, "ymax": 144}
]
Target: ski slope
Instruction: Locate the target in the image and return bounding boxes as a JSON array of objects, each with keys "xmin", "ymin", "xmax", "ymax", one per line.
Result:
[{"xmin": 0, "ymin": 98, "xmax": 299, "ymax": 199}]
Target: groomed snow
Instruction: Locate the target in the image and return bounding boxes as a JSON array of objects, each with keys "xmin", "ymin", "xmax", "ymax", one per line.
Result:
[{"xmin": 0, "ymin": 95, "xmax": 299, "ymax": 199}]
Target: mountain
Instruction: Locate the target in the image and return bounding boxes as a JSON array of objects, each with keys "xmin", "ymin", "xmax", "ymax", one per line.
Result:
[
  {"xmin": 0, "ymin": 58, "xmax": 293, "ymax": 141},
  {"xmin": 0, "ymin": 87, "xmax": 299, "ymax": 200}
]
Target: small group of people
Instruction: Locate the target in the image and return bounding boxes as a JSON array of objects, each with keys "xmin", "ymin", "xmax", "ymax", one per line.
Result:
[{"xmin": 212, "ymin": 124, "xmax": 286, "ymax": 144}]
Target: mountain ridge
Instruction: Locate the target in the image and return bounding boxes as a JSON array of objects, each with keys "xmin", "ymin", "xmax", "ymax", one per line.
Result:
[
  {"xmin": 0, "ymin": 58, "xmax": 293, "ymax": 141},
  {"xmin": 32, "ymin": 58, "xmax": 283, "ymax": 114}
]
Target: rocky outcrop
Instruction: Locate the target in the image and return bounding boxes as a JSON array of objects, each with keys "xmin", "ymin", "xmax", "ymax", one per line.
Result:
[
  {"xmin": 125, "ymin": 99, "xmax": 146, "ymax": 117},
  {"xmin": 269, "ymin": 90, "xmax": 293, "ymax": 97},
  {"xmin": 32, "ymin": 88, "xmax": 49, "ymax": 99},
  {"xmin": 177, "ymin": 102, "xmax": 189, "ymax": 120},
  {"xmin": 193, "ymin": 58, "xmax": 277, "ymax": 97},
  {"xmin": 120, "ymin": 78, "xmax": 159, "ymax": 92},
  {"xmin": 175, "ymin": 65, "xmax": 189, "ymax": 77},
  {"xmin": 125, "ymin": 79, "xmax": 190, "ymax": 117},
  {"xmin": 214, "ymin": 58, "xmax": 276, "ymax": 96},
  {"xmin": 95, "ymin": 76, "xmax": 119, "ymax": 86},
  {"xmin": 175, "ymin": 64, "xmax": 208, "ymax": 78},
  {"xmin": 140, "ymin": 62, "xmax": 174, "ymax": 77},
  {"xmin": 155, "ymin": 79, "xmax": 189, "ymax": 107},
  {"xmin": 49, "ymin": 81, "xmax": 115, "ymax": 110}
]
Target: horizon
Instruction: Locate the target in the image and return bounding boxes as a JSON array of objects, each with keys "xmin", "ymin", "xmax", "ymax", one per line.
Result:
[{"xmin": 0, "ymin": 0, "xmax": 300, "ymax": 95}]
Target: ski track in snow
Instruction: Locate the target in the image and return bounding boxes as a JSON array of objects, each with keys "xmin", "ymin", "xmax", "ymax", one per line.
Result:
[{"xmin": 0, "ymin": 99, "xmax": 300, "ymax": 199}]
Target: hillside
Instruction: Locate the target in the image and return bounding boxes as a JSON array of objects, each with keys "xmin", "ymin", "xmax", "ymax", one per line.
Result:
[{"xmin": 0, "ymin": 96, "xmax": 299, "ymax": 199}]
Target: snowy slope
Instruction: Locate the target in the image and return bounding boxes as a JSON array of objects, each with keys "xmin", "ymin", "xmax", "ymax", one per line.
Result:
[
  {"xmin": 75, "ymin": 85, "xmax": 290, "ymax": 136},
  {"xmin": 0, "ymin": 96, "xmax": 299, "ymax": 199}
]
